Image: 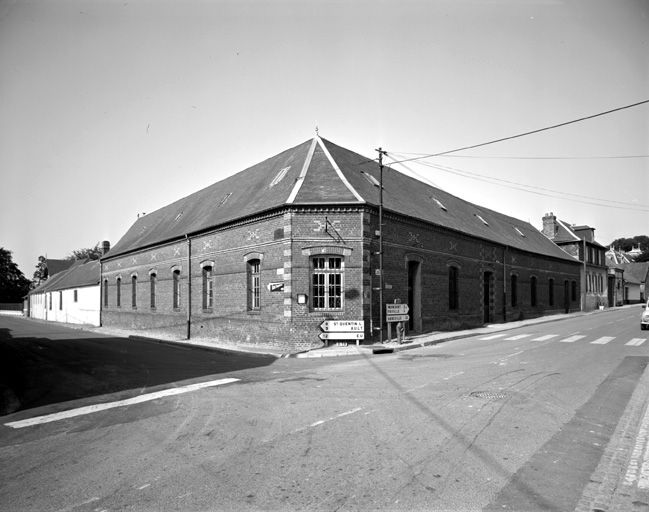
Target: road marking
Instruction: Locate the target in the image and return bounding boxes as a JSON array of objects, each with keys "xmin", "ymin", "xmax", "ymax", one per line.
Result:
[
  {"xmin": 627, "ymin": 338, "xmax": 647, "ymax": 347},
  {"xmin": 532, "ymin": 334, "xmax": 558, "ymax": 341},
  {"xmin": 4, "ymin": 378, "xmax": 240, "ymax": 429},
  {"xmin": 560, "ymin": 335, "xmax": 586, "ymax": 343},
  {"xmin": 294, "ymin": 407, "xmax": 363, "ymax": 434},
  {"xmin": 504, "ymin": 334, "xmax": 531, "ymax": 341},
  {"xmin": 480, "ymin": 334, "xmax": 507, "ymax": 340},
  {"xmin": 591, "ymin": 336, "xmax": 616, "ymax": 345}
]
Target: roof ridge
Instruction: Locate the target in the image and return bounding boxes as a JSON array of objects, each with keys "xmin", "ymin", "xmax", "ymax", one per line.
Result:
[
  {"xmin": 286, "ymin": 137, "xmax": 318, "ymax": 204},
  {"xmin": 317, "ymin": 136, "xmax": 364, "ymax": 203}
]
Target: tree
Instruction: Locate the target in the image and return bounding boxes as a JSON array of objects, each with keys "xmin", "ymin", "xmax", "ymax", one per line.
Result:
[
  {"xmin": 610, "ymin": 235, "xmax": 649, "ymax": 253},
  {"xmin": 636, "ymin": 252, "xmax": 649, "ymax": 263},
  {"xmin": 0, "ymin": 248, "xmax": 31, "ymax": 303},
  {"xmin": 66, "ymin": 244, "xmax": 103, "ymax": 261},
  {"xmin": 32, "ymin": 255, "xmax": 48, "ymax": 285}
]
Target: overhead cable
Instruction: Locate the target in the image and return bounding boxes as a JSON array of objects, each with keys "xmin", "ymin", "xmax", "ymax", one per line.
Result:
[{"xmin": 388, "ymin": 99, "xmax": 649, "ymax": 165}]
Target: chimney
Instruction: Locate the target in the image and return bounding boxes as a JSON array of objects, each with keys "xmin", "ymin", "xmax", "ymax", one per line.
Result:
[
  {"xmin": 101, "ymin": 241, "xmax": 110, "ymax": 256},
  {"xmin": 542, "ymin": 212, "xmax": 557, "ymax": 239}
]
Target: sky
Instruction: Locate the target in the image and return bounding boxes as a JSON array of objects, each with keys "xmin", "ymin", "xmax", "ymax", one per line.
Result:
[{"xmin": 1, "ymin": 0, "xmax": 648, "ymax": 278}]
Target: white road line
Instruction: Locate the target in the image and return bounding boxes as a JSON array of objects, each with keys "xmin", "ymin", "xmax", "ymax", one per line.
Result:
[
  {"xmin": 4, "ymin": 378, "xmax": 240, "ymax": 429},
  {"xmin": 504, "ymin": 334, "xmax": 531, "ymax": 341},
  {"xmin": 560, "ymin": 335, "xmax": 586, "ymax": 343},
  {"xmin": 532, "ymin": 334, "xmax": 558, "ymax": 341},
  {"xmin": 480, "ymin": 334, "xmax": 507, "ymax": 340},
  {"xmin": 294, "ymin": 407, "xmax": 363, "ymax": 434},
  {"xmin": 591, "ymin": 336, "xmax": 616, "ymax": 345},
  {"xmin": 627, "ymin": 338, "xmax": 647, "ymax": 347}
]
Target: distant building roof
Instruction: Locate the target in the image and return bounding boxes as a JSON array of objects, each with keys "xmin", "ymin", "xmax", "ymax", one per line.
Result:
[
  {"xmin": 617, "ymin": 262, "xmax": 649, "ymax": 284},
  {"xmin": 29, "ymin": 260, "xmax": 100, "ymax": 295},
  {"xmin": 606, "ymin": 247, "xmax": 635, "ymax": 265},
  {"xmin": 105, "ymin": 136, "xmax": 579, "ymax": 264}
]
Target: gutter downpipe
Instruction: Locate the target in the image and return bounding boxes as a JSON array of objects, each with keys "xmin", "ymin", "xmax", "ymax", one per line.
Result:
[
  {"xmin": 186, "ymin": 234, "xmax": 192, "ymax": 340},
  {"xmin": 582, "ymin": 238, "xmax": 587, "ymax": 311}
]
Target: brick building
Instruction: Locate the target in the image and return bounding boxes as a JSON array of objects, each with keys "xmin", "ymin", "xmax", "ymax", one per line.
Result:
[
  {"xmin": 101, "ymin": 136, "xmax": 581, "ymax": 352},
  {"xmin": 542, "ymin": 213, "xmax": 609, "ymax": 311}
]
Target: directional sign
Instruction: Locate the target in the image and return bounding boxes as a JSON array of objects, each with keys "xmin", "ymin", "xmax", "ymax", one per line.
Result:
[
  {"xmin": 386, "ymin": 304, "xmax": 409, "ymax": 315},
  {"xmin": 267, "ymin": 282, "xmax": 284, "ymax": 292},
  {"xmin": 386, "ymin": 314, "xmax": 409, "ymax": 323},
  {"xmin": 320, "ymin": 320, "xmax": 364, "ymax": 332},
  {"xmin": 319, "ymin": 332, "xmax": 365, "ymax": 340}
]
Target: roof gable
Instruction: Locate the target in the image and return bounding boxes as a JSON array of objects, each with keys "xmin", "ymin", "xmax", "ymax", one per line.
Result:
[{"xmin": 106, "ymin": 136, "xmax": 579, "ymax": 263}]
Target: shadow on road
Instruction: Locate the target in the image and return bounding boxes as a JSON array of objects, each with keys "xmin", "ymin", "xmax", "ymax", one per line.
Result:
[{"xmin": 0, "ymin": 326, "xmax": 276, "ymax": 416}]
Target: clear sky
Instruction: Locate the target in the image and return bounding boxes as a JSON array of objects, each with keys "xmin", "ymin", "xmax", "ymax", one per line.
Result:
[{"xmin": 1, "ymin": 0, "xmax": 647, "ymax": 277}]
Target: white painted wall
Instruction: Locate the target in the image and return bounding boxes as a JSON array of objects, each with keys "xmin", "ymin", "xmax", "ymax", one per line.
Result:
[{"xmin": 29, "ymin": 286, "xmax": 100, "ymax": 326}]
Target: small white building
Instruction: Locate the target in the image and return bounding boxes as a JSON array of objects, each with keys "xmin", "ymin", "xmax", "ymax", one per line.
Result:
[{"xmin": 28, "ymin": 260, "xmax": 101, "ymax": 326}]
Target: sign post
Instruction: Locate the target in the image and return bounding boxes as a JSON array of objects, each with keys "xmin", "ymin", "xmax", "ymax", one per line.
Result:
[
  {"xmin": 386, "ymin": 301, "xmax": 409, "ymax": 344},
  {"xmin": 319, "ymin": 320, "xmax": 365, "ymax": 346}
]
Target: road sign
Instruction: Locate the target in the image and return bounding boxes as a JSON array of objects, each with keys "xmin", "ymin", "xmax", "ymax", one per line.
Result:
[
  {"xmin": 386, "ymin": 314, "xmax": 409, "ymax": 323},
  {"xmin": 266, "ymin": 282, "xmax": 284, "ymax": 292},
  {"xmin": 386, "ymin": 303, "xmax": 409, "ymax": 315},
  {"xmin": 319, "ymin": 332, "xmax": 365, "ymax": 340},
  {"xmin": 320, "ymin": 320, "xmax": 364, "ymax": 332}
]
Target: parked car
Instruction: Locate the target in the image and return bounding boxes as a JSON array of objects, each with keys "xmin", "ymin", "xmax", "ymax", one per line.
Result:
[{"xmin": 642, "ymin": 300, "xmax": 649, "ymax": 330}]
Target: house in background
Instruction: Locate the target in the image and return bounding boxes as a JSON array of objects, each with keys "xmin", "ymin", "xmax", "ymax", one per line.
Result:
[
  {"xmin": 618, "ymin": 262, "xmax": 649, "ymax": 303},
  {"xmin": 28, "ymin": 259, "xmax": 102, "ymax": 326},
  {"xmin": 101, "ymin": 136, "xmax": 581, "ymax": 352},
  {"xmin": 606, "ymin": 246, "xmax": 635, "ymax": 265},
  {"xmin": 541, "ymin": 213, "xmax": 608, "ymax": 311}
]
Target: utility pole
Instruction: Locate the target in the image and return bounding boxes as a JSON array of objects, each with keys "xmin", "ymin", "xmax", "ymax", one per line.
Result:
[{"xmin": 376, "ymin": 147, "xmax": 387, "ymax": 344}]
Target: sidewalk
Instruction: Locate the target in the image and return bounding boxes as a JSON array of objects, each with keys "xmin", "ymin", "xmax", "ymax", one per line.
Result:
[{"xmin": 294, "ymin": 305, "xmax": 639, "ymax": 358}]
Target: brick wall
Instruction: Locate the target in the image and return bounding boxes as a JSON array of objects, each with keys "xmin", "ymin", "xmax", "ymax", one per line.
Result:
[{"xmin": 101, "ymin": 206, "xmax": 581, "ymax": 352}]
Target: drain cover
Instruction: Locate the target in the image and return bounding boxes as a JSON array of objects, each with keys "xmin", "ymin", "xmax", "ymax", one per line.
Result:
[{"xmin": 468, "ymin": 390, "xmax": 508, "ymax": 400}]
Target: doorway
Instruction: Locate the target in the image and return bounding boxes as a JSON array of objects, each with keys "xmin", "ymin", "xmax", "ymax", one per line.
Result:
[
  {"xmin": 483, "ymin": 271, "xmax": 493, "ymax": 324},
  {"xmin": 564, "ymin": 280, "xmax": 570, "ymax": 313},
  {"xmin": 407, "ymin": 260, "xmax": 422, "ymax": 332}
]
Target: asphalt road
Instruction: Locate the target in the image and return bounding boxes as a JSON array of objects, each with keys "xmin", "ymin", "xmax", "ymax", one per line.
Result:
[{"xmin": 0, "ymin": 308, "xmax": 647, "ymax": 511}]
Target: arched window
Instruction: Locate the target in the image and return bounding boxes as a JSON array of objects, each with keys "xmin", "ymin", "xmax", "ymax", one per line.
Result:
[
  {"xmin": 548, "ymin": 278, "xmax": 554, "ymax": 306},
  {"xmin": 448, "ymin": 266, "xmax": 459, "ymax": 310},
  {"xmin": 511, "ymin": 274, "xmax": 518, "ymax": 308},
  {"xmin": 531, "ymin": 276, "xmax": 537, "ymax": 307},
  {"xmin": 172, "ymin": 269, "xmax": 181, "ymax": 309},
  {"xmin": 202, "ymin": 266, "xmax": 213, "ymax": 310},
  {"xmin": 150, "ymin": 272, "xmax": 157, "ymax": 309},
  {"xmin": 131, "ymin": 275, "xmax": 137, "ymax": 309},
  {"xmin": 103, "ymin": 279, "xmax": 109, "ymax": 307},
  {"xmin": 247, "ymin": 259, "xmax": 261, "ymax": 311},
  {"xmin": 116, "ymin": 277, "xmax": 121, "ymax": 307}
]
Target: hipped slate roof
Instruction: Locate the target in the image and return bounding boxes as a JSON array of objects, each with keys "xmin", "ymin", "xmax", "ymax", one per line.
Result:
[
  {"xmin": 618, "ymin": 262, "xmax": 649, "ymax": 284},
  {"xmin": 29, "ymin": 260, "xmax": 100, "ymax": 295},
  {"xmin": 105, "ymin": 136, "xmax": 578, "ymax": 264}
]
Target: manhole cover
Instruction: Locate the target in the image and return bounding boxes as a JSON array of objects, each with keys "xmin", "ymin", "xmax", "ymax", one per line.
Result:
[{"xmin": 468, "ymin": 390, "xmax": 508, "ymax": 400}]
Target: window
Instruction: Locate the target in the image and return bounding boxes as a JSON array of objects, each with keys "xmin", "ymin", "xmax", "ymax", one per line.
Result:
[
  {"xmin": 131, "ymin": 275, "xmax": 137, "ymax": 309},
  {"xmin": 475, "ymin": 214, "xmax": 489, "ymax": 226},
  {"xmin": 549, "ymin": 278, "xmax": 554, "ymax": 306},
  {"xmin": 49, "ymin": 293, "xmax": 52, "ymax": 310},
  {"xmin": 448, "ymin": 266, "xmax": 459, "ymax": 310},
  {"xmin": 103, "ymin": 280, "xmax": 108, "ymax": 307},
  {"xmin": 511, "ymin": 275, "xmax": 518, "ymax": 307},
  {"xmin": 312, "ymin": 256, "xmax": 343, "ymax": 310},
  {"xmin": 173, "ymin": 269, "xmax": 181, "ymax": 309},
  {"xmin": 116, "ymin": 277, "xmax": 121, "ymax": 307},
  {"xmin": 270, "ymin": 166, "xmax": 290, "ymax": 187},
  {"xmin": 59, "ymin": 291, "xmax": 63, "ymax": 310},
  {"xmin": 74, "ymin": 290, "xmax": 78, "ymax": 303},
  {"xmin": 150, "ymin": 272, "xmax": 157, "ymax": 309},
  {"xmin": 247, "ymin": 260, "xmax": 261, "ymax": 311},
  {"xmin": 531, "ymin": 276, "xmax": 537, "ymax": 307},
  {"xmin": 571, "ymin": 280, "xmax": 577, "ymax": 301},
  {"xmin": 203, "ymin": 266, "xmax": 213, "ymax": 310}
]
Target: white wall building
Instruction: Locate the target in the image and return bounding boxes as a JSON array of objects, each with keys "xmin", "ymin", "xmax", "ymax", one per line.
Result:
[{"xmin": 28, "ymin": 260, "xmax": 101, "ymax": 326}]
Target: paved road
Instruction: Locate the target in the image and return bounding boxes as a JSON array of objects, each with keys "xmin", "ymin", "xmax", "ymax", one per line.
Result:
[{"xmin": 1, "ymin": 309, "xmax": 648, "ymax": 511}]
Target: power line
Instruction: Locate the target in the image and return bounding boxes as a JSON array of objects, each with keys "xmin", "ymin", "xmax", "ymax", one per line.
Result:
[
  {"xmin": 390, "ymin": 152, "xmax": 649, "ymax": 161},
  {"xmin": 386, "ymin": 154, "xmax": 649, "ymax": 213},
  {"xmin": 388, "ymin": 99, "xmax": 649, "ymax": 165}
]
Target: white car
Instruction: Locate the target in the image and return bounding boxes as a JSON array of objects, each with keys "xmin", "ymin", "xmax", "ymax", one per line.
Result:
[{"xmin": 642, "ymin": 300, "xmax": 649, "ymax": 331}]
